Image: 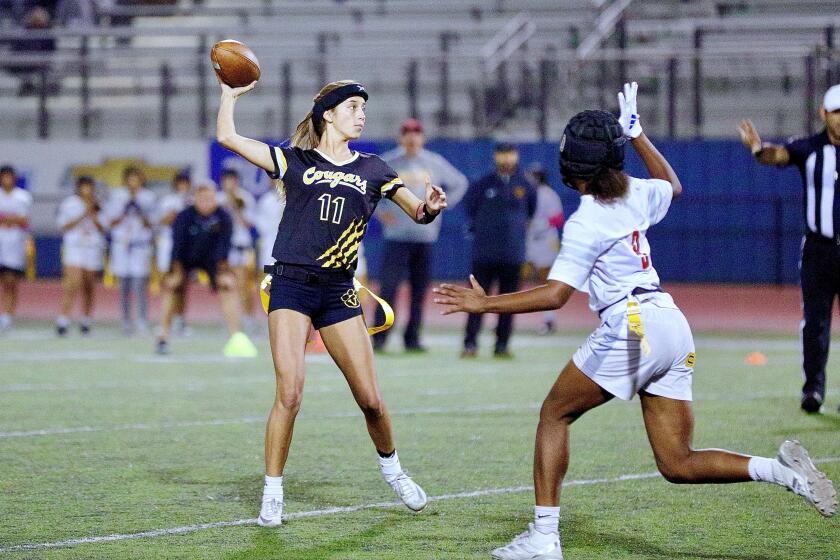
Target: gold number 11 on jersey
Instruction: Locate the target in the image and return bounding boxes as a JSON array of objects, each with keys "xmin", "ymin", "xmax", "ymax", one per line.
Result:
[{"xmin": 318, "ymin": 193, "xmax": 345, "ymax": 224}]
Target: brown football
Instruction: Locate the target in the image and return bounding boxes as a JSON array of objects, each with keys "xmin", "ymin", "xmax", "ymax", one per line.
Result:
[{"xmin": 211, "ymin": 40, "xmax": 261, "ymax": 88}]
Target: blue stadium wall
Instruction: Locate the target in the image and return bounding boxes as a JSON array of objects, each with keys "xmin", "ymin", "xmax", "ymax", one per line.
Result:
[
  {"xmin": 36, "ymin": 139, "xmax": 806, "ymax": 283},
  {"xmin": 341, "ymin": 138, "xmax": 805, "ymax": 285}
]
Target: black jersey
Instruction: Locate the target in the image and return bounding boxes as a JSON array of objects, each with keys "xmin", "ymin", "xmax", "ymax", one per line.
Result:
[{"xmin": 267, "ymin": 145, "xmax": 404, "ymax": 271}]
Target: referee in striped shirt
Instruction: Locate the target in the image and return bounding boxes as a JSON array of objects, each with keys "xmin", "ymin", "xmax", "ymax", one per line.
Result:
[{"xmin": 739, "ymin": 84, "xmax": 840, "ymax": 413}]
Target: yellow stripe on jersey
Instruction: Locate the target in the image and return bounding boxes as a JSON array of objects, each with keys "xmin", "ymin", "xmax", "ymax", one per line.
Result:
[
  {"xmin": 317, "ymin": 219, "xmax": 367, "ymax": 269},
  {"xmin": 324, "ymin": 234, "xmax": 364, "ymax": 269},
  {"xmin": 320, "ymin": 228, "xmax": 365, "ymax": 269},
  {"xmin": 380, "ymin": 177, "xmax": 403, "ymax": 195},
  {"xmin": 274, "ymin": 146, "xmax": 289, "ymax": 177},
  {"xmin": 318, "ymin": 218, "xmax": 362, "ymax": 260}
]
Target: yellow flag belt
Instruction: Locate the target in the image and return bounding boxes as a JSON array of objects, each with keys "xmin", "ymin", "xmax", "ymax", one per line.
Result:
[{"xmin": 260, "ymin": 274, "xmax": 394, "ymax": 336}]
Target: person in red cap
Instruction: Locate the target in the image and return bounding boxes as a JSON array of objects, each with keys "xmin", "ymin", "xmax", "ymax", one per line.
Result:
[{"xmin": 373, "ymin": 117, "xmax": 468, "ymax": 352}]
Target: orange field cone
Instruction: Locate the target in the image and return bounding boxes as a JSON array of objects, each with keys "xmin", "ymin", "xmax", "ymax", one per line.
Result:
[
  {"xmin": 744, "ymin": 351, "xmax": 768, "ymax": 366},
  {"xmin": 306, "ymin": 329, "xmax": 327, "ymax": 354}
]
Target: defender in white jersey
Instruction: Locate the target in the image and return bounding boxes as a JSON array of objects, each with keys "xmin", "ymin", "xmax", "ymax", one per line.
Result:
[
  {"xmin": 55, "ymin": 176, "xmax": 105, "ymax": 336},
  {"xmin": 0, "ymin": 166, "xmax": 32, "ymax": 332},
  {"xmin": 435, "ymin": 84, "xmax": 837, "ymax": 560}
]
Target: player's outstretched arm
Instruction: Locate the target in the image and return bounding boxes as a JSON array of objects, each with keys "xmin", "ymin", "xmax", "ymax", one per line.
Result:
[
  {"xmin": 737, "ymin": 119, "xmax": 790, "ymax": 166},
  {"xmin": 391, "ymin": 175, "xmax": 448, "ymax": 224},
  {"xmin": 216, "ymin": 79, "xmax": 275, "ymax": 173},
  {"xmin": 434, "ymin": 278, "xmax": 574, "ymax": 315}
]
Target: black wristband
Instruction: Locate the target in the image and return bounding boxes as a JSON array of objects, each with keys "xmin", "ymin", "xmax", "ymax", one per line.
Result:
[{"xmin": 419, "ymin": 203, "xmax": 439, "ymax": 224}]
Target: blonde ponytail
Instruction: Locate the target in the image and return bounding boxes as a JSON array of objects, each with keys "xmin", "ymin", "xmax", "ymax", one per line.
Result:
[
  {"xmin": 289, "ymin": 110, "xmax": 321, "ymax": 150},
  {"xmin": 276, "ymin": 79, "xmax": 360, "ymax": 198}
]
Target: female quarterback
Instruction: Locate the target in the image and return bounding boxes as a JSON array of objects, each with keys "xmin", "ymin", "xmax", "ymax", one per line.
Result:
[
  {"xmin": 216, "ymin": 77, "xmax": 446, "ymax": 526},
  {"xmin": 435, "ymin": 83, "xmax": 836, "ymax": 559}
]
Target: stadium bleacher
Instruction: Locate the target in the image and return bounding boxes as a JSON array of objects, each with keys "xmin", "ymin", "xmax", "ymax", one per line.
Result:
[{"xmin": 0, "ymin": 0, "xmax": 836, "ymax": 140}]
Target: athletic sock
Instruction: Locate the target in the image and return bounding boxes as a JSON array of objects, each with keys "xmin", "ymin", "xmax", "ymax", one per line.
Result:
[
  {"xmin": 378, "ymin": 450, "xmax": 403, "ymax": 480},
  {"xmin": 80, "ymin": 315, "xmax": 91, "ymax": 328},
  {"xmin": 263, "ymin": 475, "xmax": 284, "ymax": 499},
  {"xmin": 0, "ymin": 314, "xmax": 10, "ymax": 329},
  {"xmin": 534, "ymin": 505, "xmax": 560, "ymax": 536},
  {"xmin": 56, "ymin": 315, "xmax": 70, "ymax": 328},
  {"xmin": 748, "ymin": 456, "xmax": 801, "ymax": 490}
]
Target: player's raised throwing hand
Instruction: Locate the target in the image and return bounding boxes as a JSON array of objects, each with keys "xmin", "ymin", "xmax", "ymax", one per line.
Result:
[
  {"xmin": 433, "ymin": 275, "xmax": 487, "ymax": 315},
  {"xmin": 217, "ymin": 73, "xmax": 257, "ymax": 99}
]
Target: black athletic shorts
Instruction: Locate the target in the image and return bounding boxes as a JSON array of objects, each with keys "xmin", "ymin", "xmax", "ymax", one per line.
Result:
[
  {"xmin": 267, "ymin": 268, "xmax": 362, "ymax": 329},
  {"xmin": 177, "ymin": 259, "xmax": 219, "ymax": 290}
]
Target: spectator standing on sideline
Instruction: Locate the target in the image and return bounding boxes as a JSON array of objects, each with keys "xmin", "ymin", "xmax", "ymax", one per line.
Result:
[
  {"xmin": 55, "ymin": 176, "xmax": 105, "ymax": 336},
  {"xmin": 525, "ymin": 163, "xmax": 564, "ymax": 335},
  {"xmin": 461, "ymin": 143, "xmax": 536, "ymax": 358},
  {"xmin": 106, "ymin": 166, "xmax": 156, "ymax": 334},
  {"xmin": 0, "ymin": 165, "xmax": 32, "ymax": 333},
  {"xmin": 156, "ymin": 171, "xmax": 192, "ymax": 335},
  {"xmin": 219, "ymin": 169, "xmax": 258, "ymax": 328},
  {"xmin": 373, "ymin": 118, "xmax": 468, "ymax": 352},
  {"xmin": 739, "ymin": 84, "xmax": 840, "ymax": 413}
]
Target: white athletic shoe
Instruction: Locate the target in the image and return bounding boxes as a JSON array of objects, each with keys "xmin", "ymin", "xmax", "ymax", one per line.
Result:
[
  {"xmin": 777, "ymin": 440, "xmax": 837, "ymax": 517},
  {"xmin": 385, "ymin": 472, "xmax": 427, "ymax": 512},
  {"xmin": 491, "ymin": 524, "xmax": 563, "ymax": 560},
  {"xmin": 257, "ymin": 496, "xmax": 284, "ymax": 527}
]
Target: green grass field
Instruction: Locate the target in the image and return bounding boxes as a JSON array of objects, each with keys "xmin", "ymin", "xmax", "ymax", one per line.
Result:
[{"xmin": 1, "ymin": 323, "xmax": 839, "ymax": 559}]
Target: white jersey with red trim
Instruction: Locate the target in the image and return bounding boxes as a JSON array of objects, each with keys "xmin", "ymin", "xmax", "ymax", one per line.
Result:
[{"xmin": 547, "ymin": 176, "xmax": 672, "ymax": 313}]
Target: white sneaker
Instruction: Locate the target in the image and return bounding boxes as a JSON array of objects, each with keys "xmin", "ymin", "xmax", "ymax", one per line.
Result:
[
  {"xmin": 385, "ymin": 472, "xmax": 427, "ymax": 512},
  {"xmin": 491, "ymin": 524, "xmax": 563, "ymax": 559},
  {"xmin": 257, "ymin": 496, "xmax": 284, "ymax": 527},
  {"xmin": 777, "ymin": 440, "xmax": 837, "ymax": 517}
]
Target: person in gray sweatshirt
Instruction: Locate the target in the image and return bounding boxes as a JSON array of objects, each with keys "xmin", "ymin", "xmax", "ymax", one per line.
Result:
[{"xmin": 373, "ymin": 118, "xmax": 468, "ymax": 352}]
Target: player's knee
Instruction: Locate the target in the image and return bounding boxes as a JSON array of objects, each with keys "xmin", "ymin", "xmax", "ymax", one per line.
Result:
[
  {"xmin": 217, "ymin": 272, "xmax": 235, "ymax": 291},
  {"xmin": 538, "ymin": 398, "xmax": 580, "ymax": 426},
  {"xmin": 655, "ymin": 455, "xmax": 695, "ymax": 484},
  {"xmin": 357, "ymin": 394, "xmax": 385, "ymax": 420},
  {"xmin": 276, "ymin": 390, "xmax": 303, "ymax": 412},
  {"xmin": 164, "ymin": 272, "xmax": 184, "ymax": 291}
]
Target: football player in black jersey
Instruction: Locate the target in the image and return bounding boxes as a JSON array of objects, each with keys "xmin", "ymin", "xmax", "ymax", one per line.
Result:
[{"xmin": 216, "ymin": 77, "xmax": 447, "ymax": 526}]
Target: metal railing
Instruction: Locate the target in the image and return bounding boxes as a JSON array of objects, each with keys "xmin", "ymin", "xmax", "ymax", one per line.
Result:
[{"xmin": 0, "ymin": 22, "xmax": 837, "ymax": 140}]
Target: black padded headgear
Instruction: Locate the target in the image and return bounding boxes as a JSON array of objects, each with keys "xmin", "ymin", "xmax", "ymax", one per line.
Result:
[{"xmin": 559, "ymin": 110, "xmax": 626, "ymax": 189}]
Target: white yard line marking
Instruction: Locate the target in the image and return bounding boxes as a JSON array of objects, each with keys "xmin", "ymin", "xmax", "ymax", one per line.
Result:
[
  {"xmin": 0, "ymin": 403, "xmax": 542, "ymax": 439},
  {"xmin": 4, "ymin": 459, "xmax": 838, "ymax": 553},
  {"xmin": 0, "ymin": 379, "xmax": 342, "ymax": 394},
  {"xmin": 4, "ymin": 385, "xmax": 839, "ymax": 438},
  {"xmin": 2, "ymin": 333, "xmax": 830, "ymax": 364},
  {"xmin": 0, "ymin": 471, "xmax": 663, "ymax": 552}
]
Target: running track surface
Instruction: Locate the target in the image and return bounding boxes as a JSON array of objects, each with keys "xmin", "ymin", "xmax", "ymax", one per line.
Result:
[{"xmin": 12, "ymin": 280, "xmax": 820, "ymax": 334}]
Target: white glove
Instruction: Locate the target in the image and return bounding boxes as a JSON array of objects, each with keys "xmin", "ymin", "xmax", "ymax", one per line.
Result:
[{"xmin": 617, "ymin": 81, "xmax": 642, "ymax": 139}]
